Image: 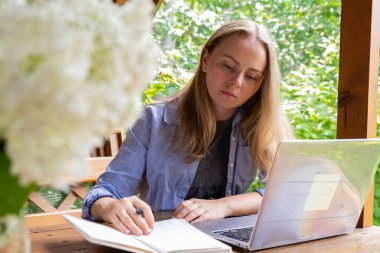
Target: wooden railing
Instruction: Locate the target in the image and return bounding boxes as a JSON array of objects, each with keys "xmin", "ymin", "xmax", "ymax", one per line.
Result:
[
  {"xmin": 91, "ymin": 130, "xmax": 124, "ymax": 157},
  {"xmin": 27, "ymin": 157, "xmax": 112, "ymax": 213}
]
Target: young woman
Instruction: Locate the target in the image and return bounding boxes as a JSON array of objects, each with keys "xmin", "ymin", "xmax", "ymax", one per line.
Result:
[{"xmin": 82, "ymin": 20, "xmax": 294, "ymax": 236}]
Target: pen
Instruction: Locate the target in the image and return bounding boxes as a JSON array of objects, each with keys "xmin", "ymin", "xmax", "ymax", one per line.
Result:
[{"xmin": 135, "ymin": 207, "xmax": 144, "ymax": 218}]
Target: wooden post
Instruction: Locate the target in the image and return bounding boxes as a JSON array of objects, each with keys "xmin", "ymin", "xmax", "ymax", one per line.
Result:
[{"xmin": 337, "ymin": 0, "xmax": 380, "ymax": 227}]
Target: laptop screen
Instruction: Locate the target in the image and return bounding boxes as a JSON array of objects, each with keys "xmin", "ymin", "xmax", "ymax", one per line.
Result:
[{"xmin": 251, "ymin": 139, "xmax": 380, "ymax": 250}]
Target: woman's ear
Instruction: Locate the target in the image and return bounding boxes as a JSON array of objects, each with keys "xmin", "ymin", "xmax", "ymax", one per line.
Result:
[{"xmin": 201, "ymin": 49, "xmax": 209, "ymax": 72}]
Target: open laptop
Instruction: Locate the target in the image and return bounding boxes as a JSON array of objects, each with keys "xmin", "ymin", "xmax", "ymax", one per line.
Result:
[{"xmin": 192, "ymin": 139, "xmax": 380, "ymax": 251}]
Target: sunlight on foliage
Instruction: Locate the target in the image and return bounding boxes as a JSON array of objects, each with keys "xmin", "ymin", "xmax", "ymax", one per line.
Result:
[{"xmin": 152, "ymin": 0, "xmax": 380, "ymax": 225}]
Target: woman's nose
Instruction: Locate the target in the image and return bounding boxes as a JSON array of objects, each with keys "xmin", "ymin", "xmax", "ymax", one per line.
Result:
[{"xmin": 229, "ymin": 73, "xmax": 243, "ymax": 88}]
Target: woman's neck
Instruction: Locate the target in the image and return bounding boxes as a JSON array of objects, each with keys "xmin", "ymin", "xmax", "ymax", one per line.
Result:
[{"xmin": 214, "ymin": 107, "xmax": 236, "ymax": 121}]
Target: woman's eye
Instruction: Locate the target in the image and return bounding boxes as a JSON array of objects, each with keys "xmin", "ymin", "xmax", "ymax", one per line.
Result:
[
  {"xmin": 246, "ymin": 75, "xmax": 257, "ymax": 81},
  {"xmin": 223, "ymin": 64, "xmax": 233, "ymax": 71}
]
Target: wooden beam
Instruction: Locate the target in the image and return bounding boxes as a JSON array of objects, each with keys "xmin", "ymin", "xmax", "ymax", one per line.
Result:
[
  {"xmin": 153, "ymin": 0, "xmax": 165, "ymax": 15},
  {"xmin": 337, "ymin": 0, "xmax": 380, "ymax": 227}
]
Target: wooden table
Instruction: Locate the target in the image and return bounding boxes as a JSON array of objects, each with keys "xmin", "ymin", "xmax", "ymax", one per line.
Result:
[{"xmin": 26, "ymin": 210, "xmax": 380, "ymax": 253}]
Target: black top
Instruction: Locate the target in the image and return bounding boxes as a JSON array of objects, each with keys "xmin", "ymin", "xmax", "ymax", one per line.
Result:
[{"xmin": 185, "ymin": 118, "xmax": 233, "ymax": 200}]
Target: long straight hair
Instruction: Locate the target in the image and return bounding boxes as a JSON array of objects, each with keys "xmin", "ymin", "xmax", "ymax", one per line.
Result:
[{"xmin": 171, "ymin": 20, "xmax": 294, "ymax": 181}]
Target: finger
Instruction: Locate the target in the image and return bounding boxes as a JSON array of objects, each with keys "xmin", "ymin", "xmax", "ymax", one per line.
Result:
[
  {"xmin": 127, "ymin": 197, "xmax": 155, "ymax": 232},
  {"xmin": 175, "ymin": 202, "xmax": 199, "ymax": 219},
  {"xmin": 191, "ymin": 213, "xmax": 208, "ymax": 223},
  {"xmin": 182, "ymin": 208, "xmax": 206, "ymax": 223},
  {"xmin": 117, "ymin": 209, "xmax": 143, "ymax": 236},
  {"xmin": 173, "ymin": 199, "xmax": 194, "ymax": 216},
  {"xmin": 108, "ymin": 215, "xmax": 130, "ymax": 234},
  {"xmin": 125, "ymin": 204, "xmax": 154, "ymax": 235},
  {"xmin": 139, "ymin": 204, "xmax": 155, "ymax": 230},
  {"xmin": 173, "ymin": 203, "xmax": 184, "ymax": 217}
]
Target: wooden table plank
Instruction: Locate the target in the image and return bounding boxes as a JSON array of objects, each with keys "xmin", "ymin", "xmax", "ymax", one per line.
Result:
[{"xmin": 26, "ymin": 210, "xmax": 380, "ymax": 253}]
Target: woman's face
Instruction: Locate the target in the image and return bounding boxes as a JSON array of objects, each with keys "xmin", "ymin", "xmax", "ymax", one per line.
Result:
[{"xmin": 202, "ymin": 35, "xmax": 267, "ymax": 120}]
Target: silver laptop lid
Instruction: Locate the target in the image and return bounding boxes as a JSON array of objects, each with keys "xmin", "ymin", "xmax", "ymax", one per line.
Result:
[{"xmin": 250, "ymin": 139, "xmax": 380, "ymax": 251}]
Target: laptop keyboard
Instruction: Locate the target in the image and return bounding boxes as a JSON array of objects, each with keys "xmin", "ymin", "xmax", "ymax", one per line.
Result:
[{"xmin": 212, "ymin": 226, "xmax": 254, "ymax": 243}]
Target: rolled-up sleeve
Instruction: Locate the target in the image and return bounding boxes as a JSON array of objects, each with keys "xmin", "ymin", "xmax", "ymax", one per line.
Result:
[
  {"xmin": 253, "ymin": 187, "xmax": 265, "ymax": 197},
  {"xmin": 82, "ymin": 107, "xmax": 153, "ymax": 220},
  {"xmin": 82, "ymin": 187, "xmax": 117, "ymax": 220}
]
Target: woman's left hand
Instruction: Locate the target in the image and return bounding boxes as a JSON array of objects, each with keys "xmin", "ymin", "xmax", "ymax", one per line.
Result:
[{"xmin": 173, "ymin": 198, "xmax": 231, "ymax": 223}]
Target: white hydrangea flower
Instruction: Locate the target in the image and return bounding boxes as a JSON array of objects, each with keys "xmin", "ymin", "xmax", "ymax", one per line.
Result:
[
  {"xmin": 0, "ymin": 214, "xmax": 25, "ymax": 248},
  {"xmin": 0, "ymin": 0, "xmax": 159, "ymax": 188}
]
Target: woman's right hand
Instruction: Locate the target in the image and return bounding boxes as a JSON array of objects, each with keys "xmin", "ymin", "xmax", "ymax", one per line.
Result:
[{"xmin": 90, "ymin": 196, "xmax": 155, "ymax": 236}]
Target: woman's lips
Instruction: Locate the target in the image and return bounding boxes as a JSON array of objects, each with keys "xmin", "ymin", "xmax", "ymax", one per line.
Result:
[{"xmin": 221, "ymin": 90, "xmax": 237, "ymax": 98}]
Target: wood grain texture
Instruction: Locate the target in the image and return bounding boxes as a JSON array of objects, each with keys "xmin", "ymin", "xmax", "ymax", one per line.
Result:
[
  {"xmin": 337, "ymin": 0, "xmax": 380, "ymax": 227},
  {"xmin": 26, "ymin": 210, "xmax": 380, "ymax": 253}
]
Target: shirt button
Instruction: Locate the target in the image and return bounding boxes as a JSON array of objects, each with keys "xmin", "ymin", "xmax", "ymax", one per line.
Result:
[
  {"xmin": 232, "ymin": 136, "xmax": 236, "ymax": 141},
  {"xmin": 227, "ymin": 189, "xmax": 231, "ymax": 194},
  {"xmin": 230, "ymin": 162, "xmax": 234, "ymax": 168}
]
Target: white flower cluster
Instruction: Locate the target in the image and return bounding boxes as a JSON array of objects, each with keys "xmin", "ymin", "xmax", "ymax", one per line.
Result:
[
  {"xmin": 0, "ymin": 214, "xmax": 26, "ymax": 249},
  {"xmin": 0, "ymin": 0, "xmax": 159, "ymax": 188}
]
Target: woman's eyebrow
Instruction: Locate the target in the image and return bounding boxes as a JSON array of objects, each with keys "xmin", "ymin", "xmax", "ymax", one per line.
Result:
[{"xmin": 222, "ymin": 54, "xmax": 264, "ymax": 74}]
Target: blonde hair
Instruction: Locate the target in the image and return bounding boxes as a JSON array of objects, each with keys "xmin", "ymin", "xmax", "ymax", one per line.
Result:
[{"xmin": 171, "ymin": 20, "xmax": 294, "ymax": 181}]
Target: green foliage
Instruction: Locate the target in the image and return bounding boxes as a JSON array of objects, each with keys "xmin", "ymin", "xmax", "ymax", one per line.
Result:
[
  {"xmin": 374, "ymin": 74, "xmax": 380, "ymax": 226},
  {"xmin": 247, "ymin": 173, "xmax": 264, "ymax": 192},
  {"xmin": 153, "ymin": 0, "xmax": 341, "ymax": 140},
  {"xmin": 375, "ymin": 163, "xmax": 380, "ymax": 226},
  {"xmin": 24, "ymin": 186, "xmax": 84, "ymax": 214},
  {"xmin": 24, "ymin": 183, "xmax": 94, "ymax": 214},
  {"xmin": 0, "ymin": 140, "xmax": 36, "ymax": 216},
  {"xmin": 153, "ymin": 0, "xmax": 380, "ymax": 223},
  {"xmin": 143, "ymin": 72, "xmax": 187, "ymax": 104}
]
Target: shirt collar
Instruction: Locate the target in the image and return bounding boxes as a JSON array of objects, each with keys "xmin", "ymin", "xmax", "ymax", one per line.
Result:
[
  {"xmin": 232, "ymin": 107, "xmax": 243, "ymax": 126},
  {"xmin": 163, "ymin": 100, "xmax": 179, "ymax": 125}
]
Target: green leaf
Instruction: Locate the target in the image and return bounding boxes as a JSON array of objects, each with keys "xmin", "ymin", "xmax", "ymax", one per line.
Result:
[{"xmin": 0, "ymin": 143, "xmax": 36, "ymax": 217}]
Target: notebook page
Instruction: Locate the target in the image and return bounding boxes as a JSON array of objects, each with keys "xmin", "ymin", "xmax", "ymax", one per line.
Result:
[
  {"xmin": 134, "ymin": 218, "xmax": 231, "ymax": 253},
  {"xmin": 63, "ymin": 214, "xmax": 154, "ymax": 253}
]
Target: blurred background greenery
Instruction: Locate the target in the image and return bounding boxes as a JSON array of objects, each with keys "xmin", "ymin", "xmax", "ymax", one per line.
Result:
[
  {"xmin": 26, "ymin": 0, "xmax": 380, "ymax": 225},
  {"xmin": 148, "ymin": 0, "xmax": 380, "ymax": 225}
]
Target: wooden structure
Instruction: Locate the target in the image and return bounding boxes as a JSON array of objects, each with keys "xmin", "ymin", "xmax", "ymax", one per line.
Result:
[
  {"xmin": 337, "ymin": 0, "xmax": 380, "ymax": 227},
  {"xmin": 27, "ymin": 157, "xmax": 112, "ymax": 213},
  {"xmin": 26, "ymin": 210, "xmax": 380, "ymax": 253},
  {"xmin": 91, "ymin": 131, "xmax": 124, "ymax": 157}
]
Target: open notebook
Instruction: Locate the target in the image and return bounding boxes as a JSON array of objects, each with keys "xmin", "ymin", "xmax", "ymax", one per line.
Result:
[{"xmin": 63, "ymin": 214, "xmax": 231, "ymax": 253}]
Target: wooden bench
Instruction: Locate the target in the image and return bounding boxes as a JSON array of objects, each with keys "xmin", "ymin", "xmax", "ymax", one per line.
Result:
[
  {"xmin": 27, "ymin": 157, "xmax": 112, "ymax": 213},
  {"xmin": 26, "ymin": 129, "xmax": 125, "ymax": 214},
  {"xmin": 91, "ymin": 130, "xmax": 124, "ymax": 157}
]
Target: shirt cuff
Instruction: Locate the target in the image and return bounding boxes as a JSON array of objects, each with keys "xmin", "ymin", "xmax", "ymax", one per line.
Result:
[
  {"xmin": 81, "ymin": 187, "xmax": 115, "ymax": 221},
  {"xmin": 253, "ymin": 187, "xmax": 265, "ymax": 197}
]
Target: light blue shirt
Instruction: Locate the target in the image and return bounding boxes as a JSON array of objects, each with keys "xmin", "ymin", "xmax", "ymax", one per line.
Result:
[{"xmin": 82, "ymin": 100, "xmax": 264, "ymax": 220}]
